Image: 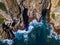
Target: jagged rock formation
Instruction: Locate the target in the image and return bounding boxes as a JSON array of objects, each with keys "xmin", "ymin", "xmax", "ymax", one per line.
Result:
[
  {"xmin": 0, "ymin": 0, "xmax": 59, "ymax": 20},
  {"xmin": 0, "ymin": 0, "xmax": 60, "ymax": 39},
  {"xmin": 1, "ymin": 0, "xmax": 20, "ymax": 20},
  {"xmin": 0, "ymin": 10, "xmax": 12, "ymax": 21},
  {"xmin": 51, "ymin": 0, "xmax": 59, "ymax": 12}
]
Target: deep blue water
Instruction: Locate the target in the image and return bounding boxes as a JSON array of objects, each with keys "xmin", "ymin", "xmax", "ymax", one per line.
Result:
[{"xmin": 0, "ymin": 21, "xmax": 60, "ymax": 45}]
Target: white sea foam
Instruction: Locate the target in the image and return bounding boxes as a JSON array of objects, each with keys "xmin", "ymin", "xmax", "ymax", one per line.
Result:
[
  {"xmin": 2, "ymin": 39, "xmax": 13, "ymax": 45},
  {"xmin": 47, "ymin": 29, "xmax": 60, "ymax": 40}
]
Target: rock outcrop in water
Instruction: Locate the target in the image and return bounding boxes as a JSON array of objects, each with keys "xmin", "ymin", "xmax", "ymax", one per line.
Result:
[{"xmin": 0, "ymin": 0, "xmax": 60, "ymax": 45}]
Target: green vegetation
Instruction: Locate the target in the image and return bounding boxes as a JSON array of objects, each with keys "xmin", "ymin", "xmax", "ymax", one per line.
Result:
[
  {"xmin": 0, "ymin": 2, "xmax": 7, "ymax": 13},
  {"xmin": 51, "ymin": 13, "xmax": 55, "ymax": 20},
  {"xmin": 0, "ymin": 16, "xmax": 4, "ymax": 23},
  {"xmin": 0, "ymin": 18, "xmax": 4, "ymax": 23}
]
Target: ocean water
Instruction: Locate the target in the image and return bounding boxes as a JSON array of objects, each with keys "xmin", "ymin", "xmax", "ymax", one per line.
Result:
[{"xmin": 0, "ymin": 21, "xmax": 60, "ymax": 45}]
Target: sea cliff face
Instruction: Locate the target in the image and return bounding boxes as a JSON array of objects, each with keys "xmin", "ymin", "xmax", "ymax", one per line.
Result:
[{"xmin": 0, "ymin": 0, "xmax": 60, "ymax": 45}]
